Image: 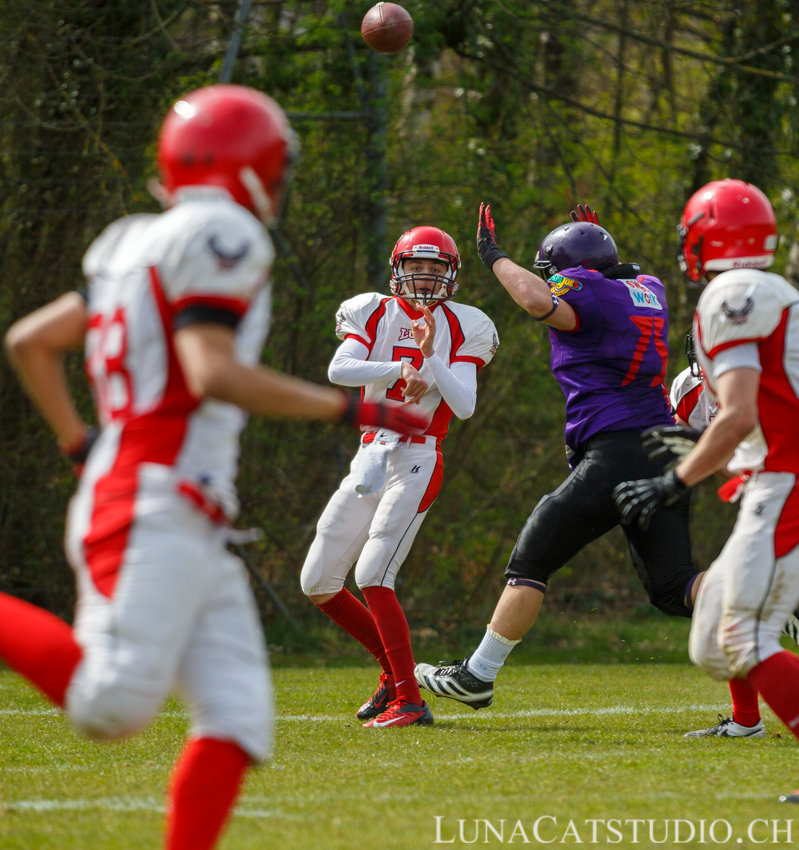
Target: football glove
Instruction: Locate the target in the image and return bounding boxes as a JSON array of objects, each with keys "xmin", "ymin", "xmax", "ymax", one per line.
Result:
[
  {"xmin": 641, "ymin": 425, "xmax": 703, "ymax": 471},
  {"xmin": 60, "ymin": 426, "xmax": 99, "ymax": 476},
  {"xmin": 339, "ymin": 395, "xmax": 428, "ymax": 436},
  {"xmin": 476, "ymin": 202, "xmax": 509, "ymax": 271},
  {"xmin": 613, "ymin": 469, "xmax": 690, "ymax": 531},
  {"xmin": 569, "ymin": 203, "xmax": 600, "ymax": 224}
]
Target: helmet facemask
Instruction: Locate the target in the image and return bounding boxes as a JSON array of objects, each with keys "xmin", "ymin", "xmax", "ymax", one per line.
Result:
[{"xmin": 390, "ymin": 254, "xmax": 459, "ymax": 305}]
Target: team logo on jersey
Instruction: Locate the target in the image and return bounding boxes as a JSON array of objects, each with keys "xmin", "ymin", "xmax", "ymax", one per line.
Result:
[
  {"xmin": 548, "ymin": 273, "xmax": 583, "ymax": 296},
  {"xmin": 721, "ymin": 297, "xmax": 754, "ymax": 325},
  {"xmin": 398, "ymin": 327, "xmax": 413, "ymax": 341},
  {"xmin": 623, "ymin": 278, "xmax": 662, "ymax": 310},
  {"xmin": 207, "ymin": 235, "xmax": 250, "ymax": 270}
]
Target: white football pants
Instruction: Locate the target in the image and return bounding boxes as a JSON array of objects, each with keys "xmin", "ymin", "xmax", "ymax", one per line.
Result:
[
  {"xmin": 64, "ymin": 480, "xmax": 272, "ymax": 762},
  {"xmin": 301, "ymin": 440, "xmax": 443, "ymax": 595},
  {"xmin": 690, "ymin": 471, "xmax": 799, "ymax": 680}
]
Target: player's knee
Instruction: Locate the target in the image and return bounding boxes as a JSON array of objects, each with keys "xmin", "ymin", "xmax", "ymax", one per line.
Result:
[
  {"xmin": 68, "ymin": 682, "xmax": 160, "ymax": 741},
  {"xmin": 689, "ymin": 623, "xmax": 730, "ymax": 681},
  {"xmin": 648, "ymin": 583, "xmax": 693, "ymax": 619},
  {"xmin": 300, "ymin": 565, "xmax": 345, "ymax": 598},
  {"xmin": 354, "ymin": 540, "xmax": 396, "ymax": 590},
  {"xmin": 718, "ymin": 618, "xmax": 777, "ymax": 678}
]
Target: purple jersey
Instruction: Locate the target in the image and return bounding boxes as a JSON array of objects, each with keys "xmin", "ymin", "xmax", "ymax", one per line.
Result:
[{"xmin": 548, "ymin": 267, "xmax": 674, "ymax": 464}]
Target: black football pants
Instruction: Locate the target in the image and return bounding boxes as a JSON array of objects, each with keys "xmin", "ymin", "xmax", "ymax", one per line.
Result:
[{"xmin": 505, "ymin": 430, "xmax": 697, "ymax": 618}]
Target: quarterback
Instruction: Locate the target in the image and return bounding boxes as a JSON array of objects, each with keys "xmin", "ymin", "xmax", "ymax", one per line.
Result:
[
  {"xmin": 301, "ymin": 226, "xmax": 498, "ymax": 728},
  {"xmin": 615, "ymin": 179, "xmax": 799, "ymax": 800},
  {"xmin": 0, "ymin": 85, "xmax": 424, "ymax": 850},
  {"xmin": 416, "ymin": 203, "xmax": 704, "ymax": 709}
]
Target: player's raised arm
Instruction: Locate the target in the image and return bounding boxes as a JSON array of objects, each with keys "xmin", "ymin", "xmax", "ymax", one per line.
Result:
[
  {"xmin": 5, "ymin": 291, "xmax": 94, "ymax": 458},
  {"xmin": 475, "ymin": 203, "xmax": 577, "ymax": 331}
]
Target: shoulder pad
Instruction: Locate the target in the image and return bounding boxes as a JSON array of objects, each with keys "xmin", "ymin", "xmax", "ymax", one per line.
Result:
[{"xmin": 696, "ymin": 270, "xmax": 799, "ymax": 358}]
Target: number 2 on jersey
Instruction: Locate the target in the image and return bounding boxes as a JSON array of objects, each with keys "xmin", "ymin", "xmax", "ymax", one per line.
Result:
[
  {"xmin": 386, "ymin": 346, "xmax": 424, "ymax": 402},
  {"xmin": 622, "ymin": 315, "xmax": 668, "ymax": 387}
]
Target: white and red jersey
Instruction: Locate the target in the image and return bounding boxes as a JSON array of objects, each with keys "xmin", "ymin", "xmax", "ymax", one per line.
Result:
[
  {"xmin": 80, "ymin": 191, "xmax": 273, "ymax": 519},
  {"xmin": 695, "ymin": 269, "xmax": 799, "ymax": 481},
  {"xmin": 334, "ymin": 293, "xmax": 498, "ymax": 440},
  {"xmin": 670, "ymin": 367, "xmax": 717, "ymax": 430}
]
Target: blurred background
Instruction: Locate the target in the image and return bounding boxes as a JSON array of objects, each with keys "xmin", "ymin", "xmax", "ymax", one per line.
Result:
[{"xmin": 2, "ymin": 0, "xmax": 797, "ymax": 655}]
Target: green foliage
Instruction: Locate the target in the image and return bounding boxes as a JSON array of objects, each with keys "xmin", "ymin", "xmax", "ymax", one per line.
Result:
[{"xmin": 0, "ymin": 1, "xmax": 796, "ymax": 628}]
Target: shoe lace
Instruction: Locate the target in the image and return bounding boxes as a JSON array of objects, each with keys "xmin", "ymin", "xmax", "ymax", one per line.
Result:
[
  {"xmin": 715, "ymin": 714, "xmax": 733, "ymax": 728},
  {"xmin": 379, "ymin": 698, "xmax": 412, "ymax": 719},
  {"xmin": 435, "ymin": 659, "xmax": 465, "ymax": 677}
]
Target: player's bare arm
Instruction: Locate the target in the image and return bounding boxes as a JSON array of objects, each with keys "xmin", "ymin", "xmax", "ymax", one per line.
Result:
[
  {"xmin": 475, "ymin": 202, "xmax": 577, "ymax": 331},
  {"xmin": 5, "ymin": 292, "xmax": 91, "ymax": 450},
  {"xmin": 175, "ymin": 323, "xmax": 359, "ymax": 420},
  {"xmin": 674, "ymin": 368, "xmax": 760, "ymax": 487}
]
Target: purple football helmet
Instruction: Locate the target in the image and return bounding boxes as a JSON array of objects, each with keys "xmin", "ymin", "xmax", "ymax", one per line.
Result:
[{"xmin": 534, "ymin": 221, "xmax": 619, "ymax": 279}]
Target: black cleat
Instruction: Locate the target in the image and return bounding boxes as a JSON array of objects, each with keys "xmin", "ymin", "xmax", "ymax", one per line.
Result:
[
  {"xmin": 414, "ymin": 658, "xmax": 493, "ymax": 709},
  {"xmin": 363, "ymin": 699, "xmax": 434, "ymax": 728},
  {"xmin": 356, "ymin": 672, "xmax": 394, "ymax": 721},
  {"xmin": 780, "ymin": 789, "xmax": 799, "ymax": 803}
]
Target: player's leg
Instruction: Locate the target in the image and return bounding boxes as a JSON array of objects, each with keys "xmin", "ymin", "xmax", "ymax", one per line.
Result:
[
  {"xmin": 355, "ymin": 442, "xmax": 442, "ymax": 727},
  {"xmin": 170, "ymin": 549, "xmax": 271, "ymax": 850},
  {"xmin": 66, "ymin": 500, "xmax": 221, "ymax": 740},
  {"xmin": 686, "ymin": 560, "xmax": 765, "ymax": 738},
  {"xmin": 0, "ymin": 594, "xmax": 82, "ymax": 707},
  {"xmin": 300, "ymin": 469, "xmax": 392, "ymax": 695},
  {"xmin": 416, "ymin": 434, "xmax": 624, "ymax": 707}
]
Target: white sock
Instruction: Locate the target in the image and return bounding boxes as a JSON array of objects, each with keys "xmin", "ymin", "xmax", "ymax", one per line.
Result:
[{"xmin": 466, "ymin": 626, "xmax": 521, "ymax": 683}]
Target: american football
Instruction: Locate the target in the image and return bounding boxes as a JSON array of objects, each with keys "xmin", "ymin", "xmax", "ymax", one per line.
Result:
[
  {"xmin": 361, "ymin": 2, "xmax": 414, "ymax": 54},
  {"xmin": 5, "ymin": 2, "xmax": 799, "ymax": 849}
]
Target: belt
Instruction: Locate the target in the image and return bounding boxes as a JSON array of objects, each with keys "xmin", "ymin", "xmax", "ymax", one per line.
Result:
[{"xmin": 361, "ymin": 432, "xmax": 439, "ymax": 448}]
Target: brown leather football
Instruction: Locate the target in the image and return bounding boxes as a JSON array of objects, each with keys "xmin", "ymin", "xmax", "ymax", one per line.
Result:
[{"xmin": 361, "ymin": 2, "xmax": 414, "ymax": 55}]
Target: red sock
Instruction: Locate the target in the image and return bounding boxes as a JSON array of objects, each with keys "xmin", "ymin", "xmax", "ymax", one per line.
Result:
[
  {"xmin": 166, "ymin": 737, "xmax": 250, "ymax": 850},
  {"xmin": 317, "ymin": 589, "xmax": 392, "ymax": 676},
  {"xmin": 361, "ymin": 586, "xmax": 422, "ymax": 705},
  {"xmin": 0, "ymin": 592, "xmax": 82, "ymax": 708},
  {"xmin": 729, "ymin": 677, "xmax": 761, "ymax": 727},
  {"xmin": 747, "ymin": 651, "xmax": 799, "ymax": 738}
]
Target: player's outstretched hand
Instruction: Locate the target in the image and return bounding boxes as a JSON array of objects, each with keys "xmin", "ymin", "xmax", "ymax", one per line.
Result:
[
  {"xmin": 569, "ymin": 203, "xmax": 600, "ymax": 224},
  {"xmin": 476, "ymin": 202, "xmax": 509, "ymax": 271},
  {"xmin": 613, "ymin": 470, "xmax": 690, "ymax": 531},
  {"xmin": 340, "ymin": 395, "xmax": 429, "ymax": 436},
  {"xmin": 642, "ymin": 426, "xmax": 703, "ymax": 471}
]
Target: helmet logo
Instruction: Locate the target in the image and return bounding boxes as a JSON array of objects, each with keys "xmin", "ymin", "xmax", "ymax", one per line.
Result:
[{"xmin": 411, "ymin": 244, "xmax": 441, "ymax": 254}]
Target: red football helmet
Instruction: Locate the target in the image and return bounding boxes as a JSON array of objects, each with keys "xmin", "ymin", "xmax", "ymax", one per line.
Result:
[
  {"xmin": 157, "ymin": 84, "xmax": 298, "ymax": 224},
  {"xmin": 389, "ymin": 226, "xmax": 461, "ymax": 303},
  {"xmin": 678, "ymin": 179, "xmax": 778, "ymax": 282}
]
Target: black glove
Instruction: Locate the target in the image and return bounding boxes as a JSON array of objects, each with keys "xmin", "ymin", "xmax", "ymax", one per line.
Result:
[
  {"xmin": 569, "ymin": 203, "xmax": 599, "ymax": 224},
  {"xmin": 613, "ymin": 469, "xmax": 690, "ymax": 531},
  {"xmin": 476, "ymin": 202, "xmax": 508, "ymax": 271},
  {"xmin": 641, "ymin": 426, "xmax": 703, "ymax": 471},
  {"xmin": 339, "ymin": 394, "xmax": 428, "ymax": 436}
]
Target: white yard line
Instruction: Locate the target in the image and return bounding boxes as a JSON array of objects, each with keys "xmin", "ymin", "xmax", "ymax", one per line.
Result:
[
  {"xmin": 1, "ymin": 796, "xmax": 292, "ymax": 819},
  {"xmin": 0, "ymin": 704, "xmax": 730, "ymax": 721}
]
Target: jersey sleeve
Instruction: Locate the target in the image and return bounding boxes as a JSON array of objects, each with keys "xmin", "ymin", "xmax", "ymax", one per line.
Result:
[
  {"xmin": 669, "ymin": 367, "xmax": 704, "ymax": 424},
  {"xmin": 445, "ymin": 307, "xmax": 499, "ymax": 370},
  {"xmin": 334, "ymin": 293, "xmax": 390, "ymax": 352},
  {"xmin": 547, "ymin": 272, "xmax": 602, "ymax": 334},
  {"xmin": 695, "ymin": 272, "xmax": 798, "ymax": 359},
  {"xmin": 158, "ymin": 206, "xmax": 274, "ymax": 329}
]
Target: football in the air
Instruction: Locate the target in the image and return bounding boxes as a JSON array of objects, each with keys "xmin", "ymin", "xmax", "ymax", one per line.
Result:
[{"xmin": 361, "ymin": 2, "xmax": 414, "ymax": 54}]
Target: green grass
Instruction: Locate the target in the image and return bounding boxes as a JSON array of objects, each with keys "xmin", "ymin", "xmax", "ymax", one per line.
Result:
[{"xmin": 1, "ymin": 662, "xmax": 798, "ymax": 849}]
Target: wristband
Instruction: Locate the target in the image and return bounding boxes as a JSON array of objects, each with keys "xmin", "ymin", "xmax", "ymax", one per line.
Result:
[
  {"xmin": 61, "ymin": 426, "xmax": 99, "ymax": 465},
  {"xmin": 533, "ymin": 295, "xmax": 559, "ymax": 322}
]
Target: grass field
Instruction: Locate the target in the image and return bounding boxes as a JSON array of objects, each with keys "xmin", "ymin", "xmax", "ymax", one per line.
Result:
[{"xmin": 3, "ymin": 634, "xmax": 799, "ymax": 850}]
